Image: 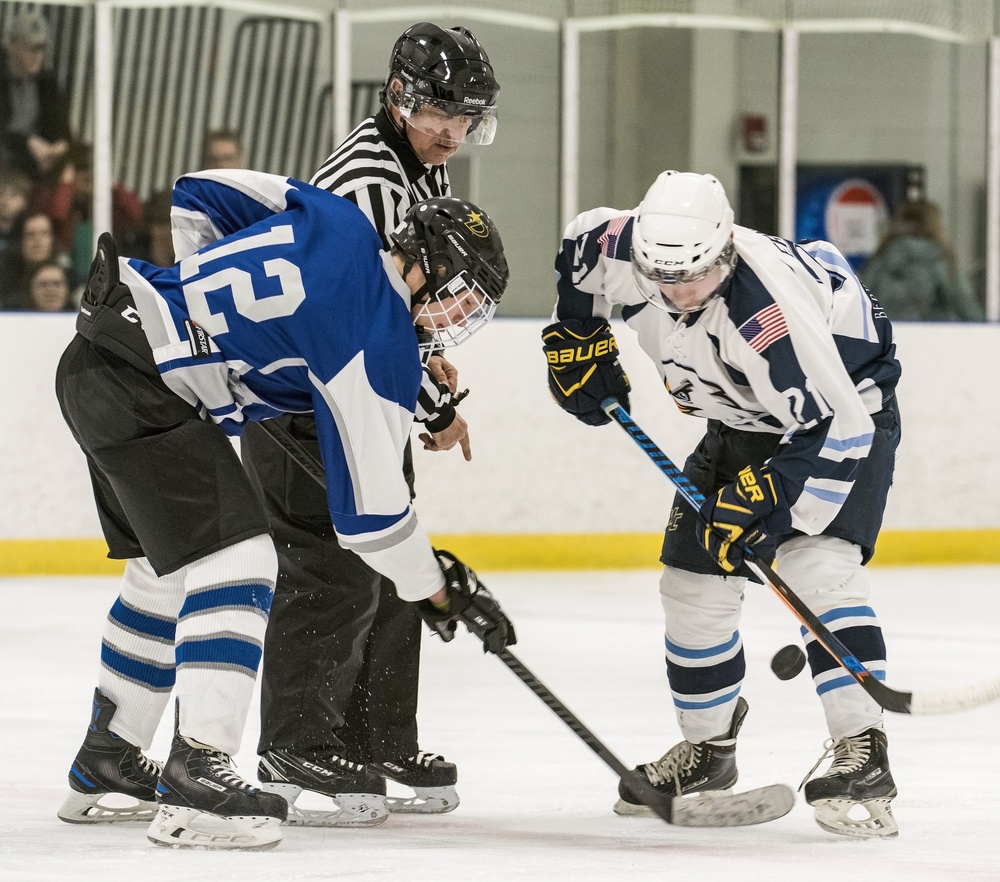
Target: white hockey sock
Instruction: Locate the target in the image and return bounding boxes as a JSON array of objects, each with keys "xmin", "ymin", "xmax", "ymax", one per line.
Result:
[
  {"xmin": 659, "ymin": 567, "xmax": 747, "ymax": 744},
  {"xmin": 99, "ymin": 557, "xmax": 184, "ymax": 749},
  {"xmin": 776, "ymin": 536, "xmax": 885, "ymax": 738},
  {"xmin": 175, "ymin": 535, "xmax": 277, "ymax": 755}
]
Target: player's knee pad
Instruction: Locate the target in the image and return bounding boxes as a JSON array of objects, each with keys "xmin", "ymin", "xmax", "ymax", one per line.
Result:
[
  {"xmin": 184, "ymin": 533, "xmax": 278, "ymax": 588},
  {"xmin": 775, "ymin": 535, "xmax": 869, "ymax": 613},
  {"xmin": 658, "ymin": 566, "xmax": 746, "ymax": 645}
]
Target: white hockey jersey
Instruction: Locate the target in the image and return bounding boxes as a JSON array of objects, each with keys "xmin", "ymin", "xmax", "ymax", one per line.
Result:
[{"xmin": 554, "ymin": 208, "xmax": 901, "ymax": 537}]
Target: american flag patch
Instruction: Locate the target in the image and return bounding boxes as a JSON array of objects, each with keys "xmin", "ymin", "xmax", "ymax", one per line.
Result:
[
  {"xmin": 598, "ymin": 215, "xmax": 629, "ymax": 259},
  {"xmin": 738, "ymin": 303, "xmax": 788, "ymax": 353}
]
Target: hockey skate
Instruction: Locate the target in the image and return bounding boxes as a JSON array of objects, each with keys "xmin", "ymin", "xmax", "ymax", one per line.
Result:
[
  {"xmin": 258, "ymin": 748, "xmax": 388, "ymax": 827},
  {"xmin": 377, "ymin": 751, "xmax": 460, "ymax": 814},
  {"xmin": 148, "ymin": 732, "xmax": 288, "ymax": 850},
  {"xmin": 802, "ymin": 727, "xmax": 898, "ymax": 839},
  {"xmin": 614, "ymin": 696, "xmax": 748, "ymax": 817},
  {"xmin": 57, "ymin": 689, "xmax": 162, "ymax": 824}
]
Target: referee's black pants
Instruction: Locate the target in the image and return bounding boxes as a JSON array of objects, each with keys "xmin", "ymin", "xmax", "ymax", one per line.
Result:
[{"xmin": 242, "ymin": 414, "xmax": 422, "ymax": 763}]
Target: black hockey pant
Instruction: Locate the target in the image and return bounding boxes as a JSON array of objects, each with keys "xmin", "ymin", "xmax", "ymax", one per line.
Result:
[{"xmin": 242, "ymin": 414, "xmax": 423, "ymax": 762}]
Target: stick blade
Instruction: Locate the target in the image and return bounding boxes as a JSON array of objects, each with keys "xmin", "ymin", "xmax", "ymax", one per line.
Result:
[
  {"xmin": 669, "ymin": 784, "xmax": 795, "ymax": 827},
  {"xmin": 908, "ymin": 676, "xmax": 1000, "ymax": 715}
]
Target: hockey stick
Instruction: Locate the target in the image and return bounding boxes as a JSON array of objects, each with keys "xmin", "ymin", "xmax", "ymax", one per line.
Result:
[
  {"xmin": 254, "ymin": 417, "xmax": 794, "ymax": 826},
  {"xmin": 497, "ymin": 649, "xmax": 793, "ymax": 827},
  {"xmin": 601, "ymin": 398, "xmax": 1000, "ymax": 716}
]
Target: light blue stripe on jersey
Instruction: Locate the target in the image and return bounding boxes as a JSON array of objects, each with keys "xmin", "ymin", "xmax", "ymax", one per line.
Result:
[
  {"xmin": 802, "ymin": 243, "xmax": 855, "ymax": 277},
  {"xmin": 822, "ymin": 432, "xmax": 874, "ymax": 453},
  {"xmin": 803, "ymin": 484, "xmax": 850, "ymax": 504}
]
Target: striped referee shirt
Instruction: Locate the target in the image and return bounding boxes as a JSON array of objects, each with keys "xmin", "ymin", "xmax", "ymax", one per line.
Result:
[{"xmin": 311, "ymin": 108, "xmax": 457, "ymax": 428}]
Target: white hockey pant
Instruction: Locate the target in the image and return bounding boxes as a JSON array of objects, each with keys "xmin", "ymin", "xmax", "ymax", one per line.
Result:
[{"xmin": 98, "ymin": 534, "xmax": 277, "ymax": 755}]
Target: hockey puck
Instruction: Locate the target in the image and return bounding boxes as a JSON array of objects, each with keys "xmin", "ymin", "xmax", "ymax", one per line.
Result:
[{"xmin": 770, "ymin": 644, "xmax": 806, "ymax": 680}]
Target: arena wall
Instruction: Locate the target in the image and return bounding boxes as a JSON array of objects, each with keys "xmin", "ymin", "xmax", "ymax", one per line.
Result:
[{"xmin": 2, "ymin": 314, "xmax": 998, "ymax": 573}]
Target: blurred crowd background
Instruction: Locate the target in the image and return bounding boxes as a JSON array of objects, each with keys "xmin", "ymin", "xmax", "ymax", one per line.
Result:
[{"xmin": 0, "ymin": 0, "xmax": 996, "ymax": 322}]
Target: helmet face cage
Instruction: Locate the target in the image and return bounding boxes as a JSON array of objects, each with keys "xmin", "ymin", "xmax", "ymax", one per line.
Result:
[
  {"xmin": 631, "ymin": 238, "xmax": 736, "ymax": 313},
  {"xmin": 629, "ymin": 171, "xmax": 736, "ymax": 313},
  {"xmin": 411, "ymin": 270, "xmax": 499, "ymax": 350},
  {"xmin": 382, "ymin": 23, "xmax": 499, "ymax": 146},
  {"xmin": 391, "ymin": 198, "xmax": 509, "ymax": 351}
]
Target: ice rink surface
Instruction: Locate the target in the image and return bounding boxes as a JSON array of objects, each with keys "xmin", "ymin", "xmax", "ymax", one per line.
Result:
[{"xmin": 2, "ymin": 566, "xmax": 999, "ymax": 882}]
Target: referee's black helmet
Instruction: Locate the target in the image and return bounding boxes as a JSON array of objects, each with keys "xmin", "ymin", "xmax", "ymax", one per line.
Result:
[{"xmin": 381, "ymin": 22, "xmax": 499, "ymax": 111}]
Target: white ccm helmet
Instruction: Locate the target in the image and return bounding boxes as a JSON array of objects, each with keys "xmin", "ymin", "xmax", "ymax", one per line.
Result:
[{"xmin": 630, "ymin": 170, "xmax": 736, "ymax": 313}]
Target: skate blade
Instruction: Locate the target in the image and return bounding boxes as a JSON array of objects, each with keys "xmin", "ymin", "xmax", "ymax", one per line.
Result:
[
  {"xmin": 260, "ymin": 781, "xmax": 388, "ymax": 828},
  {"xmin": 387, "ymin": 785, "xmax": 460, "ymax": 814},
  {"xmin": 57, "ymin": 790, "xmax": 157, "ymax": 824},
  {"xmin": 612, "ymin": 787, "xmax": 733, "ymax": 818},
  {"xmin": 811, "ymin": 797, "xmax": 899, "ymax": 839},
  {"xmin": 146, "ymin": 804, "xmax": 283, "ymax": 850}
]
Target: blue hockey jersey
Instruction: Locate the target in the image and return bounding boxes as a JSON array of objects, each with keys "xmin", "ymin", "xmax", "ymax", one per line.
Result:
[{"xmin": 122, "ymin": 170, "xmax": 442, "ymax": 600}]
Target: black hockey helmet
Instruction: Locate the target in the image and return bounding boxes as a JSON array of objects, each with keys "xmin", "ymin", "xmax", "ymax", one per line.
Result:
[
  {"xmin": 391, "ymin": 196, "xmax": 509, "ymax": 350},
  {"xmin": 382, "ymin": 22, "xmax": 500, "ymax": 145}
]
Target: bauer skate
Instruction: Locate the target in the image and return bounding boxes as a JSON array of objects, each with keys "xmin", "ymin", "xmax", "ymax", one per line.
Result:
[
  {"xmin": 614, "ymin": 696, "xmax": 748, "ymax": 816},
  {"xmin": 377, "ymin": 751, "xmax": 460, "ymax": 814},
  {"xmin": 148, "ymin": 732, "xmax": 287, "ymax": 850},
  {"xmin": 803, "ymin": 727, "xmax": 898, "ymax": 839},
  {"xmin": 258, "ymin": 748, "xmax": 388, "ymax": 827},
  {"xmin": 57, "ymin": 688, "xmax": 162, "ymax": 824}
]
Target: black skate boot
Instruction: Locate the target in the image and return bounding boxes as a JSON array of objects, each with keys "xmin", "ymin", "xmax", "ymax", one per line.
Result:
[
  {"xmin": 57, "ymin": 688, "xmax": 162, "ymax": 824},
  {"xmin": 614, "ymin": 697, "xmax": 748, "ymax": 817},
  {"xmin": 377, "ymin": 751, "xmax": 460, "ymax": 814},
  {"xmin": 148, "ymin": 731, "xmax": 288, "ymax": 850},
  {"xmin": 258, "ymin": 748, "xmax": 388, "ymax": 827},
  {"xmin": 803, "ymin": 727, "xmax": 898, "ymax": 839}
]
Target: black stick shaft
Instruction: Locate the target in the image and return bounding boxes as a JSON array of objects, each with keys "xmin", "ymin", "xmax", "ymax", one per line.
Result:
[{"xmin": 498, "ymin": 649, "xmax": 675, "ymax": 823}]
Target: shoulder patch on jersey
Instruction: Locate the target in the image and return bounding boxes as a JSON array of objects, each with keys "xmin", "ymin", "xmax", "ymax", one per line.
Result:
[
  {"xmin": 737, "ymin": 303, "xmax": 788, "ymax": 354},
  {"xmin": 184, "ymin": 319, "xmax": 213, "ymax": 359},
  {"xmin": 598, "ymin": 215, "xmax": 631, "ymax": 260}
]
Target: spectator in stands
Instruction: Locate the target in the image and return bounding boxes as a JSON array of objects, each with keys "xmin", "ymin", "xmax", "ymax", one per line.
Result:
[
  {"xmin": 33, "ymin": 141, "xmax": 144, "ymax": 281},
  {"xmin": 0, "ymin": 208, "xmax": 66, "ymax": 309},
  {"xmin": 140, "ymin": 189, "xmax": 174, "ymax": 266},
  {"xmin": 25, "ymin": 258, "xmax": 73, "ymax": 311},
  {"xmin": 200, "ymin": 129, "xmax": 245, "ymax": 169},
  {"xmin": 862, "ymin": 199, "xmax": 984, "ymax": 321},
  {"xmin": 0, "ymin": 10, "xmax": 71, "ymax": 180},
  {"xmin": 0, "ymin": 166, "xmax": 30, "ymax": 254}
]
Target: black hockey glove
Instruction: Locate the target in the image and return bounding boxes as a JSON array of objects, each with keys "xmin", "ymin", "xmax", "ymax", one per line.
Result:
[
  {"xmin": 417, "ymin": 550, "xmax": 517, "ymax": 654},
  {"xmin": 697, "ymin": 465, "xmax": 791, "ymax": 573},
  {"xmin": 542, "ymin": 318, "xmax": 630, "ymax": 426}
]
